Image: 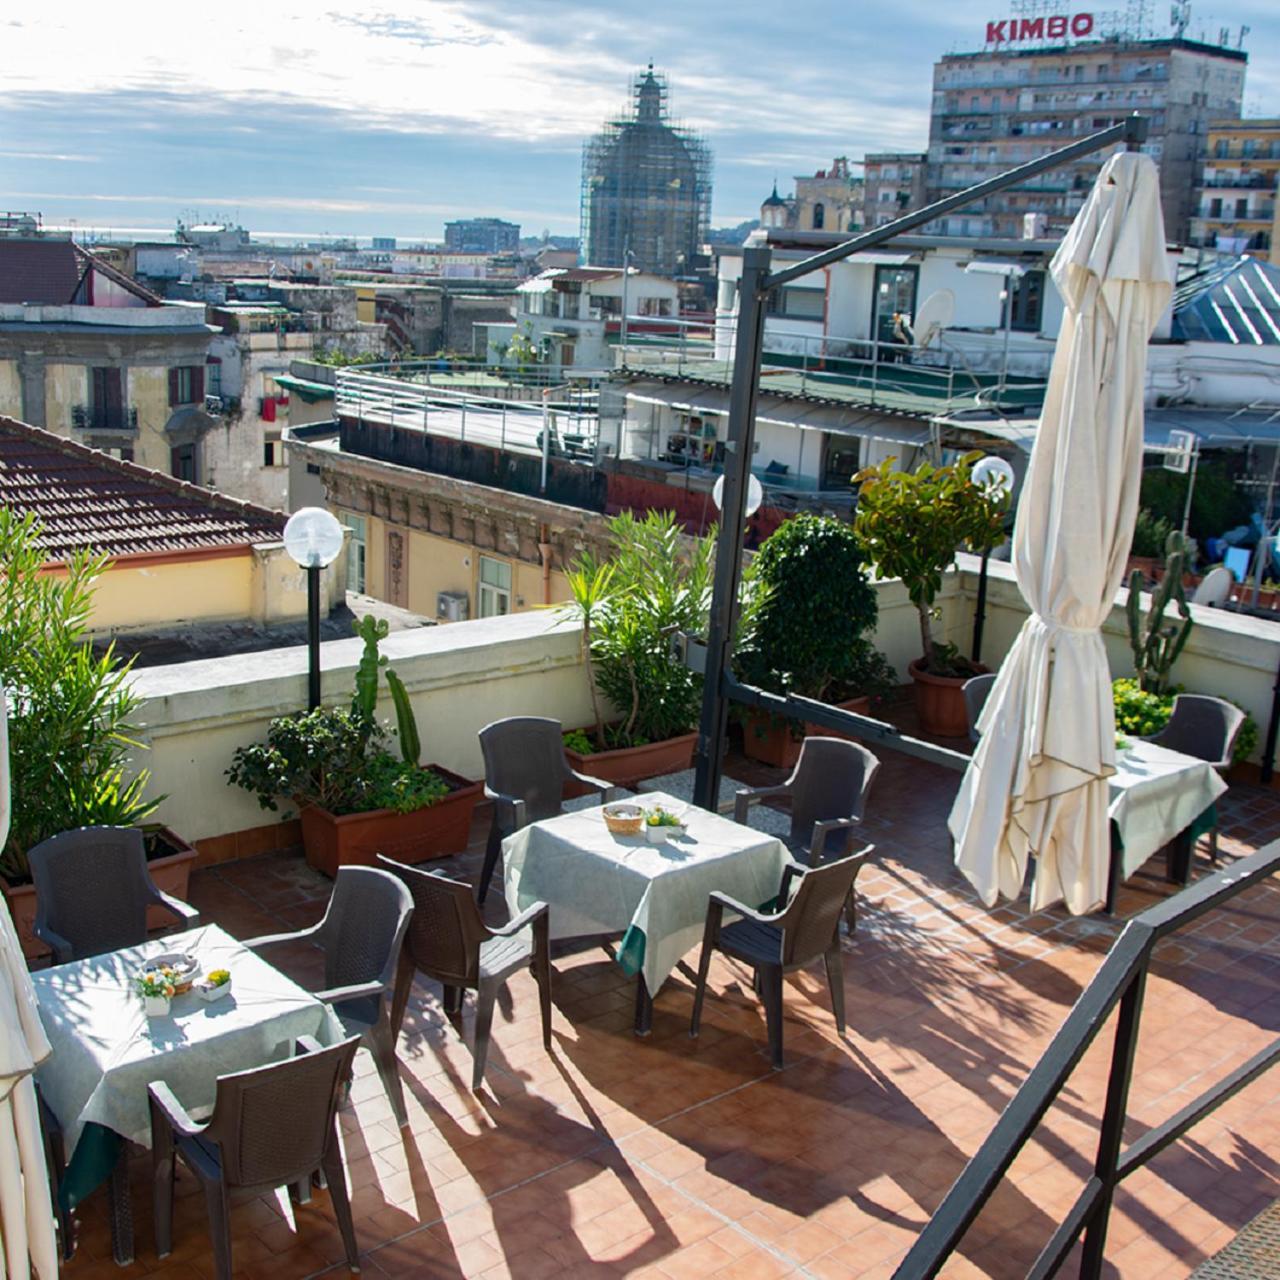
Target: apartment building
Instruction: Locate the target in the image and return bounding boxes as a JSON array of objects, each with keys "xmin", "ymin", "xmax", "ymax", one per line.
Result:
[
  {"xmin": 1190, "ymin": 118, "xmax": 1280, "ymax": 261},
  {"xmin": 863, "ymin": 154, "xmax": 929, "ymax": 228},
  {"xmin": 927, "ymin": 29, "xmax": 1246, "ymax": 241}
]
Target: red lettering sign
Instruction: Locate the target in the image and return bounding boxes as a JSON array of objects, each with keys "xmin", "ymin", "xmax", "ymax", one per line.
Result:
[{"xmin": 985, "ymin": 13, "xmax": 1094, "ymax": 43}]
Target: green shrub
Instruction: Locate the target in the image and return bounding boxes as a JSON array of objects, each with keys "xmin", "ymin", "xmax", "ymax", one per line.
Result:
[
  {"xmin": 0, "ymin": 510, "xmax": 160, "ymax": 881},
  {"xmin": 1111, "ymin": 678, "xmax": 1256, "ymax": 765},
  {"xmin": 1130, "ymin": 508, "xmax": 1174, "ymax": 559},
  {"xmin": 1141, "ymin": 458, "xmax": 1251, "ymax": 547}
]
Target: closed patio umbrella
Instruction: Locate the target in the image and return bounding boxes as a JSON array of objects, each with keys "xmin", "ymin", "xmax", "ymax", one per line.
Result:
[
  {"xmin": 949, "ymin": 151, "xmax": 1173, "ymax": 915},
  {"xmin": 0, "ymin": 688, "xmax": 58, "ymax": 1280}
]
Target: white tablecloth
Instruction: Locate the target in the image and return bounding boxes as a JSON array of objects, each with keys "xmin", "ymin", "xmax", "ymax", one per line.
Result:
[
  {"xmin": 503, "ymin": 792, "xmax": 789, "ymax": 994},
  {"xmin": 1109, "ymin": 739, "xmax": 1228, "ymax": 879},
  {"xmin": 30, "ymin": 925, "xmax": 345, "ymax": 1154}
]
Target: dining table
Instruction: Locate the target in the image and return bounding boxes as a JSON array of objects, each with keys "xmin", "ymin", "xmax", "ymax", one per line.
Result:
[
  {"xmin": 30, "ymin": 923, "xmax": 345, "ymax": 1265},
  {"xmin": 503, "ymin": 791, "xmax": 791, "ymax": 1033},
  {"xmin": 1104, "ymin": 738, "xmax": 1229, "ymax": 913}
]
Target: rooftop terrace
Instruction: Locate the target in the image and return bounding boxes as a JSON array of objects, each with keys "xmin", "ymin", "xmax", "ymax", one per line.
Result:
[{"xmin": 59, "ymin": 737, "xmax": 1280, "ymax": 1280}]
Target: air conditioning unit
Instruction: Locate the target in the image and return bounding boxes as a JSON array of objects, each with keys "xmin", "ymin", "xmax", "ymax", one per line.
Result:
[{"xmin": 436, "ymin": 591, "xmax": 469, "ymax": 622}]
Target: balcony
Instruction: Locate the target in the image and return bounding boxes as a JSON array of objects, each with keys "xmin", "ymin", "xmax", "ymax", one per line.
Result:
[
  {"xmin": 70, "ymin": 404, "xmax": 138, "ymax": 433},
  {"xmin": 37, "ymin": 569, "xmax": 1269, "ymax": 1278},
  {"xmin": 1202, "ymin": 174, "xmax": 1279, "ymax": 190}
]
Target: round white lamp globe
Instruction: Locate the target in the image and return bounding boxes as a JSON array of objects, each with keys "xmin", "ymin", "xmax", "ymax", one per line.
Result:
[
  {"xmin": 283, "ymin": 507, "xmax": 345, "ymax": 570},
  {"xmin": 971, "ymin": 455, "xmax": 1015, "ymax": 496},
  {"xmin": 712, "ymin": 472, "xmax": 764, "ymax": 519}
]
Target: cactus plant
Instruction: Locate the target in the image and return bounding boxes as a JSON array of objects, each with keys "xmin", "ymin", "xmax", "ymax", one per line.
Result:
[
  {"xmin": 385, "ymin": 669, "xmax": 420, "ymax": 765},
  {"xmin": 1127, "ymin": 530, "xmax": 1194, "ymax": 695},
  {"xmin": 352, "ymin": 615, "xmax": 389, "ymax": 724}
]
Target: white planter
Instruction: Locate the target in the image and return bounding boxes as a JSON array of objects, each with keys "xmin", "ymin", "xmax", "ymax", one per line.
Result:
[
  {"xmin": 196, "ymin": 979, "xmax": 232, "ymax": 1002},
  {"xmin": 143, "ymin": 994, "xmax": 171, "ymax": 1018},
  {"xmin": 645, "ymin": 824, "xmax": 684, "ymax": 844}
]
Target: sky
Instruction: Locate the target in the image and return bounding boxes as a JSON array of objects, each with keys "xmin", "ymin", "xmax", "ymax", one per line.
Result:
[{"xmin": 2, "ymin": 1, "xmax": 1278, "ymax": 244}]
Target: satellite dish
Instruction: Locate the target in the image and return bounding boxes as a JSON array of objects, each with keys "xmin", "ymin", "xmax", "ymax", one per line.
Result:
[
  {"xmin": 912, "ymin": 290, "xmax": 955, "ymax": 349},
  {"xmin": 712, "ymin": 473, "xmax": 764, "ymax": 518}
]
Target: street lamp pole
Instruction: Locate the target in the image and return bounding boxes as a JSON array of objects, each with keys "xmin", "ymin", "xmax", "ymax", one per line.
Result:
[{"xmin": 283, "ymin": 507, "xmax": 346, "ymax": 712}]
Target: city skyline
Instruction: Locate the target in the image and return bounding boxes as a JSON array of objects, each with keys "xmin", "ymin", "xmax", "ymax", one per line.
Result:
[{"xmin": 2, "ymin": 0, "xmax": 1279, "ymax": 242}]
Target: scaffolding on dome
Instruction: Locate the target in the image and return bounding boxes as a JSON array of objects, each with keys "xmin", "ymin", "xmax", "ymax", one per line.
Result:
[{"xmin": 579, "ymin": 65, "xmax": 712, "ymax": 278}]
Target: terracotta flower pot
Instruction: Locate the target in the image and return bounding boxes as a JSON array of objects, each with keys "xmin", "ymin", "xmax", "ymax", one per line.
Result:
[
  {"xmin": 563, "ymin": 732, "xmax": 698, "ymax": 790},
  {"xmin": 298, "ymin": 765, "xmax": 482, "ymax": 879},
  {"xmin": 741, "ymin": 711, "xmax": 802, "ymax": 769},
  {"xmin": 909, "ymin": 659, "xmax": 986, "ymax": 739},
  {"xmin": 804, "ymin": 695, "xmax": 872, "ymax": 741},
  {"xmin": 1, "ymin": 825, "xmax": 198, "ymax": 963}
]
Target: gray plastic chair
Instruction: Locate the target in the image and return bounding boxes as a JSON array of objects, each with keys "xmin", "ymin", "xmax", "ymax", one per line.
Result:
[
  {"xmin": 379, "ymin": 856, "xmax": 552, "ymax": 1092},
  {"xmin": 150, "ymin": 1034, "xmax": 362, "ymax": 1280},
  {"xmin": 689, "ymin": 847, "xmax": 873, "ymax": 1069},
  {"xmin": 27, "ymin": 826, "xmax": 200, "ymax": 963},
  {"xmin": 1151, "ymin": 694, "xmax": 1246, "ymax": 863},
  {"xmin": 963, "ymin": 674, "xmax": 997, "ymax": 745},
  {"xmin": 245, "ymin": 867, "xmax": 414, "ymax": 1126},
  {"xmin": 734, "ymin": 737, "xmax": 878, "ymax": 930},
  {"xmin": 477, "ymin": 716, "xmax": 614, "ymax": 903}
]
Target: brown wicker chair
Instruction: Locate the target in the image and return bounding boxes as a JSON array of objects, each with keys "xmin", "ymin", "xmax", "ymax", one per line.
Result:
[
  {"xmin": 378, "ymin": 856, "xmax": 552, "ymax": 1092},
  {"xmin": 477, "ymin": 716, "xmax": 615, "ymax": 903},
  {"xmin": 27, "ymin": 826, "xmax": 200, "ymax": 963},
  {"xmin": 689, "ymin": 847, "xmax": 872, "ymax": 1069},
  {"xmin": 245, "ymin": 867, "xmax": 413, "ymax": 1126},
  {"xmin": 149, "ymin": 1035, "xmax": 362, "ymax": 1280}
]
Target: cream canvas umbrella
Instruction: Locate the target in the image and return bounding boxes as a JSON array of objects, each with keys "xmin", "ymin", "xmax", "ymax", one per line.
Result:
[
  {"xmin": 0, "ymin": 687, "xmax": 59, "ymax": 1280},
  {"xmin": 949, "ymin": 151, "xmax": 1173, "ymax": 915}
]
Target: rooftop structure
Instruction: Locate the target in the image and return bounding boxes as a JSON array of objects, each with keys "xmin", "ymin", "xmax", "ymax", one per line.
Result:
[
  {"xmin": 1189, "ymin": 118, "xmax": 1280, "ymax": 262},
  {"xmin": 443, "ymin": 218, "xmax": 521, "ymax": 255},
  {"xmin": 580, "ymin": 65, "xmax": 712, "ymax": 277}
]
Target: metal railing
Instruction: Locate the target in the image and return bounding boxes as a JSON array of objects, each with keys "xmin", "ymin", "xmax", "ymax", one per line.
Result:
[
  {"xmin": 894, "ymin": 840, "xmax": 1280, "ymax": 1279},
  {"xmin": 71, "ymin": 404, "xmax": 138, "ymax": 432}
]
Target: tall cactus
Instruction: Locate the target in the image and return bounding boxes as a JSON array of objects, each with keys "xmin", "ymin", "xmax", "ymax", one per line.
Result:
[
  {"xmin": 351, "ymin": 614, "xmax": 389, "ymax": 726},
  {"xmin": 385, "ymin": 669, "xmax": 420, "ymax": 765},
  {"xmin": 1127, "ymin": 530, "xmax": 1194, "ymax": 695}
]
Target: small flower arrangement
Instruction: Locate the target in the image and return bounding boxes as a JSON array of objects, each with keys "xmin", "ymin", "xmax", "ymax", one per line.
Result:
[
  {"xmin": 195, "ymin": 967, "xmax": 233, "ymax": 1002},
  {"xmin": 644, "ymin": 806, "xmax": 687, "ymax": 843},
  {"xmin": 135, "ymin": 969, "xmax": 177, "ymax": 999},
  {"xmin": 1115, "ymin": 734, "xmax": 1132, "ymax": 753},
  {"xmin": 205, "ymin": 969, "xmax": 230, "ymax": 988}
]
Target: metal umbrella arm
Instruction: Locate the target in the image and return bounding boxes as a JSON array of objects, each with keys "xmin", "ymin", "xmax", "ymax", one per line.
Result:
[{"xmin": 691, "ymin": 115, "xmax": 1151, "ymax": 811}]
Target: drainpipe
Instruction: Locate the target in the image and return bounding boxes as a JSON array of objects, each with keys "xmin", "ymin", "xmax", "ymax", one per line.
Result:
[{"xmin": 539, "ymin": 525, "xmax": 553, "ymax": 605}]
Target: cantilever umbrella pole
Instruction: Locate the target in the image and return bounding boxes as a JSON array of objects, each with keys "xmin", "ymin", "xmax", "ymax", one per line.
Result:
[{"xmin": 692, "ymin": 116, "xmax": 1152, "ymax": 812}]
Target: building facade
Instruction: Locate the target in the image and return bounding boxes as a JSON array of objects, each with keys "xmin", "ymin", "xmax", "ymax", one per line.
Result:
[
  {"xmin": 443, "ymin": 218, "xmax": 521, "ymax": 255},
  {"xmin": 1190, "ymin": 118, "xmax": 1280, "ymax": 261},
  {"xmin": 792, "ymin": 158, "xmax": 864, "ymax": 234},
  {"xmin": 580, "ymin": 65, "xmax": 712, "ymax": 277},
  {"xmin": 863, "ymin": 153, "xmax": 929, "ymax": 228},
  {"xmin": 927, "ymin": 30, "xmax": 1246, "ymax": 241}
]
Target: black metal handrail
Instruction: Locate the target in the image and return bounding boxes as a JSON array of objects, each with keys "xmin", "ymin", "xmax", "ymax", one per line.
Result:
[
  {"xmin": 71, "ymin": 404, "xmax": 138, "ymax": 432},
  {"xmin": 894, "ymin": 840, "xmax": 1280, "ymax": 1279}
]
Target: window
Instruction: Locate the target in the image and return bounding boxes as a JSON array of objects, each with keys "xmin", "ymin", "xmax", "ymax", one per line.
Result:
[
  {"xmin": 262, "ymin": 436, "xmax": 284, "ymax": 467},
  {"xmin": 170, "ymin": 444, "xmax": 197, "ymax": 483},
  {"xmin": 1210, "ymin": 198, "xmax": 1223, "ymax": 218},
  {"xmin": 478, "ymin": 556, "xmax": 512, "ymax": 618},
  {"xmin": 1004, "ymin": 270, "xmax": 1046, "ymax": 332},
  {"xmin": 206, "ymin": 357, "xmax": 222, "ymax": 397},
  {"xmin": 168, "ymin": 365, "xmax": 204, "ymax": 406},
  {"xmin": 1236, "ymin": 198, "xmax": 1249, "ymax": 218},
  {"xmin": 341, "ymin": 514, "xmax": 366, "ymax": 593},
  {"xmin": 812, "ymin": 203, "xmax": 825, "ymax": 230},
  {"xmin": 88, "ymin": 367, "xmax": 126, "ymax": 431}
]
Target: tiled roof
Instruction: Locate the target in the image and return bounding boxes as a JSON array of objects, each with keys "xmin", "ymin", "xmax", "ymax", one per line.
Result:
[
  {"xmin": 0, "ymin": 239, "xmax": 83, "ymax": 304},
  {"xmin": 0, "ymin": 416, "xmax": 285, "ymax": 562}
]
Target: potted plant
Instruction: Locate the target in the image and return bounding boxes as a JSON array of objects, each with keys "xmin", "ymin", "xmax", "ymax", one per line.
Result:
[
  {"xmin": 1127, "ymin": 508, "xmax": 1173, "ymax": 584},
  {"xmin": 135, "ymin": 969, "xmax": 177, "ymax": 1018},
  {"xmin": 561, "ymin": 511, "xmax": 713, "ymax": 787},
  {"xmin": 854, "ymin": 454, "xmax": 1009, "ymax": 737},
  {"xmin": 226, "ymin": 616, "xmax": 482, "ymax": 877},
  {"xmin": 644, "ymin": 806, "xmax": 687, "ymax": 844},
  {"xmin": 0, "ymin": 510, "xmax": 196, "ymax": 960},
  {"xmin": 733, "ymin": 514, "xmax": 895, "ymax": 767}
]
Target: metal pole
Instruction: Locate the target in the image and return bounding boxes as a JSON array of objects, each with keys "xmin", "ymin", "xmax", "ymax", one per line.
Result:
[
  {"xmin": 972, "ymin": 547, "xmax": 991, "ymax": 665},
  {"xmin": 1180, "ymin": 445, "xmax": 1198, "ymax": 541},
  {"xmin": 620, "ymin": 238, "xmax": 630, "ymax": 364},
  {"xmin": 693, "ymin": 246, "xmax": 770, "ymax": 811},
  {"xmin": 1260, "ymin": 643, "xmax": 1280, "ymax": 785},
  {"xmin": 541, "ymin": 391, "xmax": 550, "ymax": 494},
  {"xmin": 1000, "ymin": 285, "xmax": 1012, "ymax": 397},
  {"xmin": 306, "ymin": 564, "xmax": 322, "ymax": 711}
]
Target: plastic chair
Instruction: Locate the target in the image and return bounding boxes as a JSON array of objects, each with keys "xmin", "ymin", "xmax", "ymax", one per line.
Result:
[
  {"xmin": 963, "ymin": 674, "xmax": 997, "ymax": 745},
  {"xmin": 1191, "ymin": 567, "xmax": 1232, "ymax": 608},
  {"xmin": 1151, "ymin": 694, "xmax": 1245, "ymax": 863},
  {"xmin": 688, "ymin": 847, "xmax": 872, "ymax": 1069},
  {"xmin": 477, "ymin": 716, "xmax": 615, "ymax": 904},
  {"xmin": 27, "ymin": 826, "xmax": 200, "ymax": 963},
  {"xmin": 734, "ymin": 736, "xmax": 877, "ymax": 931},
  {"xmin": 378, "ymin": 856, "xmax": 552, "ymax": 1092},
  {"xmin": 149, "ymin": 1035, "xmax": 362, "ymax": 1280},
  {"xmin": 245, "ymin": 867, "xmax": 413, "ymax": 1126}
]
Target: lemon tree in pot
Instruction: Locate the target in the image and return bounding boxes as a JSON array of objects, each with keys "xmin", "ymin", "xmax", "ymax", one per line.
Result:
[
  {"xmin": 227, "ymin": 616, "xmax": 481, "ymax": 876},
  {"xmin": 854, "ymin": 454, "xmax": 1009, "ymax": 737},
  {"xmin": 734, "ymin": 514, "xmax": 895, "ymax": 768}
]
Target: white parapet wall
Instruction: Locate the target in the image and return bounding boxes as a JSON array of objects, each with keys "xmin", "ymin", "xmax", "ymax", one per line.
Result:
[{"xmin": 127, "ymin": 610, "xmax": 597, "ymax": 846}]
